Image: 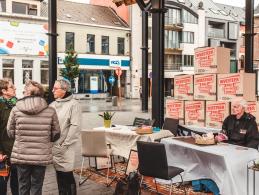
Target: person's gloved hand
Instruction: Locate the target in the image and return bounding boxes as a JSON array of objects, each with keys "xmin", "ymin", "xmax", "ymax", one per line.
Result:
[{"xmin": 0, "ymin": 154, "xmax": 7, "ymax": 162}]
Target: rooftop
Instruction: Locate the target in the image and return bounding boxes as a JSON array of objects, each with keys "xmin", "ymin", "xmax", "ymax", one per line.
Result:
[{"xmin": 40, "ymin": 0, "xmax": 129, "ymax": 28}]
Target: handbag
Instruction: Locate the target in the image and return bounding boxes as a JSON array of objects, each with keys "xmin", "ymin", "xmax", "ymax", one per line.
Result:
[{"xmin": 0, "ymin": 160, "xmax": 10, "ymax": 177}]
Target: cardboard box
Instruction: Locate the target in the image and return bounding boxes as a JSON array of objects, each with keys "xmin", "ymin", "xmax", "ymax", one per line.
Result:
[
  {"xmin": 165, "ymin": 99, "xmax": 184, "ymax": 124},
  {"xmin": 174, "ymin": 74, "xmax": 194, "ymax": 100},
  {"xmin": 194, "ymin": 47, "xmax": 230, "ymax": 74},
  {"xmin": 206, "ymin": 101, "xmax": 230, "ymax": 128},
  {"xmin": 217, "ymin": 73, "xmax": 256, "ymax": 101},
  {"xmin": 194, "ymin": 74, "xmax": 217, "ymax": 100},
  {"xmin": 184, "ymin": 101, "xmax": 205, "ymax": 126}
]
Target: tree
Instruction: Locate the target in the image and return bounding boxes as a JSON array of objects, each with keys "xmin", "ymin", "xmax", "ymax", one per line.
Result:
[{"xmin": 60, "ymin": 49, "xmax": 80, "ymax": 91}]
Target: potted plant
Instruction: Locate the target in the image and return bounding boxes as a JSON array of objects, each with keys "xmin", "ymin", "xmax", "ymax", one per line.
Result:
[{"xmin": 99, "ymin": 111, "xmax": 115, "ymax": 128}]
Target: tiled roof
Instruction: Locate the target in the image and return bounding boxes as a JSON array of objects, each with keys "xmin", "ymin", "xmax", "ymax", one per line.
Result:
[{"xmin": 40, "ymin": 0, "xmax": 129, "ymax": 28}]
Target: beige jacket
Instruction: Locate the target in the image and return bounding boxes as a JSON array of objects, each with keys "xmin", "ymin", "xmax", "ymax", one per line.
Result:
[
  {"xmin": 7, "ymin": 96, "xmax": 60, "ymax": 166},
  {"xmin": 50, "ymin": 95, "xmax": 81, "ymax": 172}
]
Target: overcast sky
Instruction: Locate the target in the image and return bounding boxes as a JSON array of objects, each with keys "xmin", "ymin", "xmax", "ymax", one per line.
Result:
[
  {"xmin": 212, "ymin": 0, "xmax": 259, "ymax": 8},
  {"xmin": 67, "ymin": 0, "xmax": 259, "ymax": 8}
]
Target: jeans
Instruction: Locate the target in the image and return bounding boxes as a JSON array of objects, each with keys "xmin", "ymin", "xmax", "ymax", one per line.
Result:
[
  {"xmin": 0, "ymin": 164, "xmax": 19, "ymax": 195},
  {"xmin": 16, "ymin": 164, "xmax": 46, "ymax": 195},
  {"xmin": 56, "ymin": 171, "xmax": 77, "ymax": 195}
]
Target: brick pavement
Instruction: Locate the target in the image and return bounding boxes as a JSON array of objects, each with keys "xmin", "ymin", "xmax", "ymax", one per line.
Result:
[{"xmin": 8, "ymin": 99, "xmax": 151, "ymax": 195}]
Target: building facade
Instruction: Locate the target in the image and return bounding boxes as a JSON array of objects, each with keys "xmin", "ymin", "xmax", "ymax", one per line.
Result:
[
  {"xmin": 0, "ymin": 0, "xmax": 131, "ymax": 98},
  {"xmin": 130, "ymin": 0, "xmax": 240, "ymax": 98},
  {"xmin": 0, "ymin": 0, "xmax": 48, "ymax": 97},
  {"xmin": 56, "ymin": 1, "xmax": 131, "ymax": 97}
]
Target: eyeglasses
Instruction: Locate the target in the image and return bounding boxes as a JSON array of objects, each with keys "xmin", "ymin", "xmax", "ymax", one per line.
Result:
[{"xmin": 52, "ymin": 87, "xmax": 63, "ymax": 91}]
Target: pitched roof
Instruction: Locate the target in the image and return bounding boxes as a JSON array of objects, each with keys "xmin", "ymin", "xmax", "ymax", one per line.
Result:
[
  {"xmin": 40, "ymin": 0, "xmax": 129, "ymax": 28},
  {"xmin": 175, "ymin": 0, "xmax": 236, "ymax": 21},
  {"xmin": 216, "ymin": 3, "xmax": 245, "ymax": 23}
]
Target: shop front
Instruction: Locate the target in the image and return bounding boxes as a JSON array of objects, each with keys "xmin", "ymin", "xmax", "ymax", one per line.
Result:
[{"xmin": 58, "ymin": 53, "xmax": 130, "ymax": 97}]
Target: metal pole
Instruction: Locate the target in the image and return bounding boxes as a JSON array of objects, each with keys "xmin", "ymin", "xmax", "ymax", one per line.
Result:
[
  {"xmin": 141, "ymin": 10, "xmax": 149, "ymax": 112},
  {"xmin": 151, "ymin": 0, "xmax": 165, "ymax": 128},
  {"xmin": 48, "ymin": 0, "xmax": 58, "ymax": 103},
  {"xmin": 245, "ymin": 0, "xmax": 254, "ymax": 73}
]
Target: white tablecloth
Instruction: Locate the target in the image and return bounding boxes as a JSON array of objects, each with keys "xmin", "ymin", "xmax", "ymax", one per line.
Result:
[
  {"xmin": 179, "ymin": 125, "xmax": 221, "ymax": 134},
  {"xmin": 161, "ymin": 137, "xmax": 259, "ymax": 195},
  {"xmin": 89, "ymin": 126, "xmax": 173, "ymax": 158}
]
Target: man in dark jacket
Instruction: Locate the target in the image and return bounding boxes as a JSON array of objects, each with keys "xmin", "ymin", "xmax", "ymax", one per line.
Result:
[
  {"xmin": 0, "ymin": 78, "xmax": 19, "ymax": 195},
  {"xmin": 220, "ymin": 99, "xmax": 259, "ymax": 149}
]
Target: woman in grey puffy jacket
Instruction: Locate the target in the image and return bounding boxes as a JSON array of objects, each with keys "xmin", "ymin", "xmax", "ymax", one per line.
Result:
[{"xmin": 7, "ymin": 81, "xmax": 60, "ymax": 195}]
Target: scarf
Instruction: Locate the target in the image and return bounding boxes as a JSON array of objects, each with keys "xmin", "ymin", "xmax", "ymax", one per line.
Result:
[{"xmin": 0, "ymin": 96, "xmax": 17, "ymax": 108}]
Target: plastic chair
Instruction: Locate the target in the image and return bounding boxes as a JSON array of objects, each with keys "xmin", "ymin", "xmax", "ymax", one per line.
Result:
[
  {"xmin": 162, "ymin": 118, "xmax": 179, "ymax": 136},
  {"xmin": 79, "ymin": 130, "xmax": 116, "ymax": 186},
  {"xmin": 137, "ymin": 141, "xmax": 185, "ymax": 195}
]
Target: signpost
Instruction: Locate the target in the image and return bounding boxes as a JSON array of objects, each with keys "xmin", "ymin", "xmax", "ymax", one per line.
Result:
[
  {"xmin": 109, "ymin": 75, "xmax": 115, "ymax": 96},
  {"xmin": 115, "ymin": 67, "xmax": 122, "ymax": 105}
]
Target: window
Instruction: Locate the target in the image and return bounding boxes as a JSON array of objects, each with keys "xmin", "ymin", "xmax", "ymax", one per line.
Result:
[
  {"xmin": 12, "ymin": 2, "xmax": 26, "ymax": 14},
  {"xmin": 148, "ymin": 53, "xmax": 152, "ymax": 65},
  {"xmin": 165, "ymin": 30, "xmax": 180, "ymax": 48},
  {"xmin": 2, "ymin": 59, "xmax": 14, "ymax": 82},
  {"xmin": 182, "ymin": 10, "xmax": 198, "ymax": 24},
  {"xmin": 0, "ymin": 0, "xmax": 6, "ymax": 12},
  {"xmin": 41, "ymin": 61, "xmax": 48, "ymax": 85},
  {"xmin": 87, "ymin": 34, "xmax": 95, "ymax": 53},
  {"xmin": 165, "ymin": 8, "xmax": 181, "ymax": 25},
  {"xmin": 117, "ymin": 37, "xmax": 125, "ymax": 55},
  {"xmin": 164, "ymin": 54, "xmax": 182, "ymax": 70},
  {"xmin": 65, "ymin": 32, "xmax": 75, "ymax": 51},
  {"xmin": 181, "ymin": 31, "xmax": 194, "ymax": 43},
  {"xmin": 101, "ymin": 36, "xmax": 109, "ymax": 54},
  {"xmin": 148, "ymin": 27, "xmax": 152, "ymax": 40},
  {"xmin": 28, "ymin": 4, "xmax": 37, "ymax": 16},
  {"xmin": 183, "ymin": 55, "xmax": 194, "ymax": 66},
  {"xmin": 228, "ymin": 22, "xmax": 238, "ymax": 40},
  {"xmin": 22, "ymin": 60, "xmax": 33, "ymax": 84},
  {"xmin": 12, "ymin": 2, "xmax": 37, "ymax": 15}
]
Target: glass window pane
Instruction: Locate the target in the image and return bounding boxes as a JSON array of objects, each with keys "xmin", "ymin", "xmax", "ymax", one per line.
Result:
[
  {"xmin": 101, "ymin": 36, "xmax": 109, "ymax": 54},
  {"xmin": 41, "ymin": 70, "xmax": 48, "ymax": 85},
  {"xmin": 40, "ymin": 61, "xmax": 48, "ymax": 69},
  {"xmin": 3, "ymin": 69, "xmax": 14, "ymax": 81},
  {"xmin": 23, "ymin": 70, "xmax": 32, "ymax": 84},
  {"xmin": 87, "ymin": 34, "xmax": 95, "ymax": 53},
  {"xmin": 2, "ymin": 59, "xmax": 14, "ymax": 68},
  {"xmin": 22, "ymin": 60, "xmax": 33, "ymax": 84},
  {"xmin": 117, "ymin": 37, "xmax": 125, "ymax": 55},
  {"xmin": 0, "ymin": 0, "xmax": 6, "ymax": 12},
  {"xmin": 148, "ymin": 27, "xmax": 152, "ymax": 40},
  {"xmin": 12, "ymin": 2, "xmax": 26, "ymax": 14},
  {"xmin": 28, "ymin": 6, "xmax": 37, "ymax": 16},
  {"xmin": 40, "ymin": 61, "xmax": 48, "ymax": 85},
  {"xmin": 66, "ymin": 32, "xmax": 75, "ymax": 51},
  {"xmin": 2, "ymin": 59, "xmax": 14, "ymax": 81},
  {"xmin": 22, "ymin": 60, "xmax": 33, "ymax": 68}
]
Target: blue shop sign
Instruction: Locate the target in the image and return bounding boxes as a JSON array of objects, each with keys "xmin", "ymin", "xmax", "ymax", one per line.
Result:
[{"xmin": 58, "ymin": 56, "xmax": 130, "ymax": 67}]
